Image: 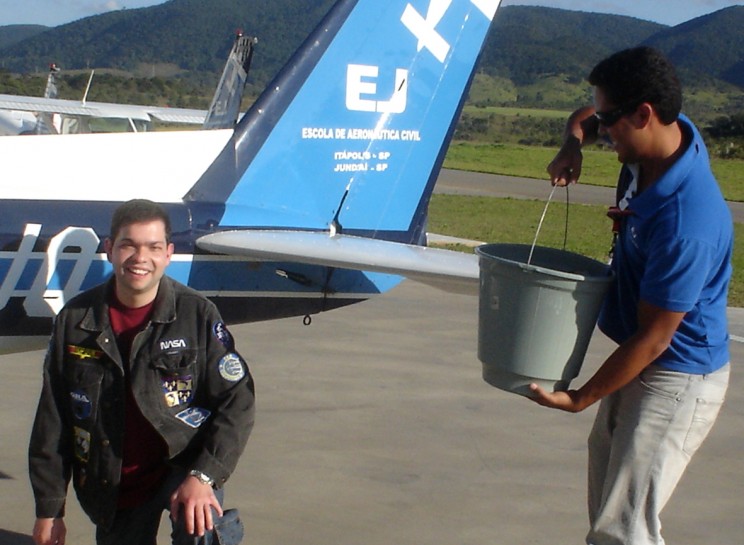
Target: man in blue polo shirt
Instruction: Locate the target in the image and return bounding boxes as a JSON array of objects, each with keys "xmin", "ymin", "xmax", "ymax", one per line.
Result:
[{"xmin": 530, "ymin": 47, "xmax": 732, "ymax": 545}]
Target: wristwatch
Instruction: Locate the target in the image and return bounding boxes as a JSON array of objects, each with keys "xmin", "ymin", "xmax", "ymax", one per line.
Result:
[{"xmin": 189, "ymin": 469, "xmax": 215, "ymax": 487}]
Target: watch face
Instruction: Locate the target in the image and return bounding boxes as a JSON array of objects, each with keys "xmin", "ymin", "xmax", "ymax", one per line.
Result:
[{"xmin": 190, "ymin": 470, "xmax": 213, "ymax": 485}]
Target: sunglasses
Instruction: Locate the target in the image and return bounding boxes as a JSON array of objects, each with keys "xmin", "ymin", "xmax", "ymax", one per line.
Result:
[{"xmin": 594, "ymin": 103, "xmax": 638, "ymax": 127}]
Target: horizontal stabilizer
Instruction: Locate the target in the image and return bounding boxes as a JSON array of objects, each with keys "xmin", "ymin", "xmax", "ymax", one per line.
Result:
[{"xmin": 197, "ymin": 230, "xmax": 479, "ymax": 295}]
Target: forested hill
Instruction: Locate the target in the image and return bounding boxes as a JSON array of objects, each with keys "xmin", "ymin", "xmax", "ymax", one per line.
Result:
[
  {"xmin": 0, "ymin": 0, "xmax": 336, "ymax": 85},
  {"xmin": 0, "ymin": 1, "xmax": 743, "ymax": 92},
  {"xmin": 0, "ymin": 24, "xmax": 48, "ymax": 50},
  {"xmin": 645, "ymin": 6, "xmax": 744, "ymax": 87},
  {"xmin": 479, "ymin": 7, "xmax": 665, "ymax": 85}
]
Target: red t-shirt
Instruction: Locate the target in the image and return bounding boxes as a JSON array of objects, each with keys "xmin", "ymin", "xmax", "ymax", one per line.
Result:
[{"xmin": 109, "ymin": 295, "xmax": 169, "ymax": 510}]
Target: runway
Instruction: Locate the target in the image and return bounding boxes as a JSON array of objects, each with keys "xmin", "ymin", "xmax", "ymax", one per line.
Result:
[
  {"xmin": 1, "ymin": 279, "xmax": 742, "ymax": 545},
  {"xmin": 435, "ymin": 168, "xmax": 744, "ymax": 223}
]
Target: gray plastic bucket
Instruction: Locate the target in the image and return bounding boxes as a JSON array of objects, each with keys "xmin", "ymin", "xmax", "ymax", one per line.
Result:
[{"xmin": 476, "ymin": 243, "xmax": 613, "ymax": 397}]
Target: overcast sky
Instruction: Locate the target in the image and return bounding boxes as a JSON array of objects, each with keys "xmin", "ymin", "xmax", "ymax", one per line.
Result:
[{"xmin": 0, "ymin": 0, "xmax": 743, "ymax": 27}]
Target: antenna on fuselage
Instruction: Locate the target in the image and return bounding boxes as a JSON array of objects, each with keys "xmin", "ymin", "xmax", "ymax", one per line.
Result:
[{"xmin": 81, "ymin": 70, "xmax": 95, "ymax": 106}]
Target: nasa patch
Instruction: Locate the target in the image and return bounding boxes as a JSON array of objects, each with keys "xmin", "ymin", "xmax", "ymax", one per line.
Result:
[
  {"xmin": 160, "ymin": 338, "xmax": 187, "ymax": 351},
  {"xmin": 218, "ymin": 353, "xmax": 245, "ymax": 382},
  {"xmin": 70, "ymin": 390, "xmax": 92, "ymax": 420},
  {"xmin": 175, "ymin": 407, "xmax": 211, "ymax": 428}
]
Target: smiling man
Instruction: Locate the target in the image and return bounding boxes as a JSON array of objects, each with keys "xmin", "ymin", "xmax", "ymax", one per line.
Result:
[
  {"xmin": 535, "ymin": 47, "xmax": 733, "ymax": 545},
  {"xmin": 29, "ymin": 199, "xmax": 255, "ymax": 545},
  {"xmin": 105, "ymin": 208, "xmax": 174, "ymax": 308}
]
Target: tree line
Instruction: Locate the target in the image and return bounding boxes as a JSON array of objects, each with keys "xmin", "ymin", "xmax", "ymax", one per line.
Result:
[{"xmin": 2, "ymin": 68, "xmax": 742, "ymax": 160}]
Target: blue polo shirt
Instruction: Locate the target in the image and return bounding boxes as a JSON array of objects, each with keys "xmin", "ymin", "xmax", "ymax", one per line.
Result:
[{"xmin": 598, "ymin": 115, "xmax": 733, "ymax": 374}]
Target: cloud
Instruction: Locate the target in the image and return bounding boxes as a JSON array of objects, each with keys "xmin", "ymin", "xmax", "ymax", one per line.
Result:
[
  {"xmin": 72, "ymin": 1, "xmax": 126, "ymax": 16},
  {"xmin": 83, "ymin": 1, "xmax": 122, "ymax": 12}
]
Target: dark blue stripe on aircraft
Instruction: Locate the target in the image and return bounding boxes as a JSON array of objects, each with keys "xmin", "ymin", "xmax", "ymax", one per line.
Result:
[{"xmin": 0, "ymin": 295, "xmax": 365, "ymax": 338}]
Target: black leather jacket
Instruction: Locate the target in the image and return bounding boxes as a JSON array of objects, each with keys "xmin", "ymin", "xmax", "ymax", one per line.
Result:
[{"xmin": 28, "ymin": 277, "xmax": 255, "ymax": 528}]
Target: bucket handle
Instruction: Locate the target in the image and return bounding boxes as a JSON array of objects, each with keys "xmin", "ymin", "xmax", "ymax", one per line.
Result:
[{"xmin": 527, "ymin": 184, "xmax": 569, "ymax": 266}]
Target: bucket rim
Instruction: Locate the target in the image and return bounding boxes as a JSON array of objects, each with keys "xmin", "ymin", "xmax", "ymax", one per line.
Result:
[{"xmin": 475, "ymin": 243, "xmax": 613, "ymax": 283}]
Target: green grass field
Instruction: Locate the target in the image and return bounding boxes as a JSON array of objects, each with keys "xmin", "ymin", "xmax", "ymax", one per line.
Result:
[
  {"xmin": 443, "ymin": 141, "xmax": 744, "ymax": 201},
  {"xmin": 462, "ymin": 105, "xmax": 570, "ymax": 119},
  {"xmin": 428, "ymin": 194, "xmax": 744, "ymax": 307},
  {"xmin": 435, "ymin": 141, "xmax": 744, "ymax": 306}
]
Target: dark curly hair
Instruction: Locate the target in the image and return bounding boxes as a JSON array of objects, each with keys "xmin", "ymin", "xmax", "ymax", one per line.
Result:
[
  {"xmin": 589, "ymin": 46, "xmax": 682, "ymax": 125},
  {"xmin": 110, "ymin": 199, "xmax": 172, "ymax": 243}
]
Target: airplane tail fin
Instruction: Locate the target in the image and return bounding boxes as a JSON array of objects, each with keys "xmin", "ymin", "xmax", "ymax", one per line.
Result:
[
  {"xmin": 202, "ymin": 32, "xmax": 257, "ymax": 130},
  {"xmin": 43, "ymin": 63, "xmax": 60, "ymax": 100},
  {"xmin": 34, "ymin": 63, "xmax": 61, "ymax": 134},
  {"xmin": 187, "ymin": 0, "xmax": 500, "ymax": 246}
]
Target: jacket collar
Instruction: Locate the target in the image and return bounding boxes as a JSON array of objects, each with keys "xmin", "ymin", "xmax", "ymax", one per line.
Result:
[{"xmin": 79, "ymin": 276, "xmax": 178, "ymax": 332}]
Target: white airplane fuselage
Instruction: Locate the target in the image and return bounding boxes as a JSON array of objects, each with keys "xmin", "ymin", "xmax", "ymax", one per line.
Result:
[{"xmin": 0, "ymin": 0, "xmax": 500, "ymax": 353}]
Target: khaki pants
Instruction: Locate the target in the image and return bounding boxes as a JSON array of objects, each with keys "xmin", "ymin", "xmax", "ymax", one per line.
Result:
[{"xmin": 586, "ymin": 363, "xmax": 729, "ymax": 545}]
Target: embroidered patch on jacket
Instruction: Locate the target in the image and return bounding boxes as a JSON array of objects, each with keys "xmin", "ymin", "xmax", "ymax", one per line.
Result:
[
  {"xmin": 159, "ymin": 338, "xmax": 188, "ymax": 351},
  {"xmin": 218, "ymin": 353, "xmax": 245, "ymax": 382},
  {"xmin": 213, "ymin": 321, "xmax": 235, "ymax": 350},
  {"xmin": 175, "ymin": 407, "xmax": 211, "ymax": 428},
  {"xmin": 161, "ymin": 375, "xmax": 194, "ymax": 408},
  {"xmin": 66, "ymin": 345, "xmax": 103, "ymax": 360},
  {"xmin": 74, "ymin": 426, "xmax": 91, "ymax": 462},
  {"xmin": 70, "ymin": 389, "xmax": 92, "ymax": 420}
]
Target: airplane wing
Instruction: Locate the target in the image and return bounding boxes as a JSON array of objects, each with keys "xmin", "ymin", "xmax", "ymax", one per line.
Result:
[
  {"xmin": 196, "ymin": 230, "xmax": 480, "ymax": 295},
  {"xmin": 0, "ymin": 93, "xmax": 207, "ymax": 124},
  {"xmin": 0, "ymin": 32, "xmax": 254, "ymax": 133}
]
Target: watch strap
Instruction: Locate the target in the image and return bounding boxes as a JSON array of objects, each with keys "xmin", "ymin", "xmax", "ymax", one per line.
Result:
[{"xmin": 189, "ymin": 469, "xmax": 215, "ymax": 486}]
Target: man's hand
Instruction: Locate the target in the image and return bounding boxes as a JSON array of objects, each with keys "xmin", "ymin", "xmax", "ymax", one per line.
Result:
[
  {"xmin": 547, "ymin": 105, "xmax": 599, "ymax": 186},
  {"xmin": 170, "ymin": 475, "xmax": 224, "ymax": 537},
  {"xmin": 547, "ymin": 135, "xmax": 583, "ymax": 187},
  {"xmin": 527, "ymin": 384, "xmax": 588, "ymax": 413},
  {"xmin": 33, "ymin": 517, "xmax": 66, "ymax": 545},
  {"xmin": 528, "ymin": 302, "xmax": 685, "ymax": 414}
]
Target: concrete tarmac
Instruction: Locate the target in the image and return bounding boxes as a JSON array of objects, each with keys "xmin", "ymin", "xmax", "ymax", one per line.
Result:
[{"xmin": 1, "ymin": 280, "xmax": 743, "ymax": 545}]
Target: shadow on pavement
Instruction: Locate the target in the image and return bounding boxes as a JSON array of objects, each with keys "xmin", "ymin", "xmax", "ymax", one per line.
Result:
[{"xmin": 0, "ymin": 530, "xmax": 33, "ymax": 545}]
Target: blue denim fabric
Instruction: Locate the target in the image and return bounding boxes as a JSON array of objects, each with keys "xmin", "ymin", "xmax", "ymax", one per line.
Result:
[{"xmin": 96, "ymin": 468, "xmax": 243, "ymax": 545}]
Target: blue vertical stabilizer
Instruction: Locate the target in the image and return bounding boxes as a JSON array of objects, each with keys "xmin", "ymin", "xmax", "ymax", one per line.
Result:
[{"xmin": 186, "ymin": 0, "xmax": 500, "ymax": 245}]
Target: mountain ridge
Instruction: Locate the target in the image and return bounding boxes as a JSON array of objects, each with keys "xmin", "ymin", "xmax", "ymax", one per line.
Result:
[{"xmin": 0, "ymin": 3, "xmax": 742, "ymax": 99}]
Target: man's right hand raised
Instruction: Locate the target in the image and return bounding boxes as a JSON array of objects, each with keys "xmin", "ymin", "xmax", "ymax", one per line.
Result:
[
  {"xmin": 547, "ymin": 105, "xmax": 600, "ymax": 186},
  {"xmin": 547, "ymin": 135, "xmax": 584, "ymax": 186}
]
